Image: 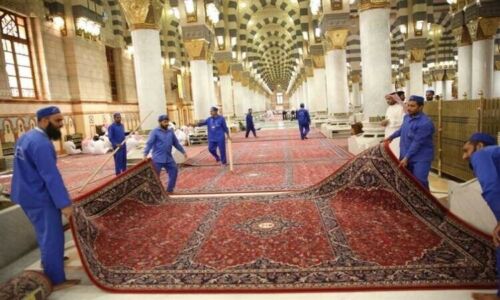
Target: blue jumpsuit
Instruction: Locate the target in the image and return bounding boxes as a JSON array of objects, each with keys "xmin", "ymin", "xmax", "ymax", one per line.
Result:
[
  {"xmin": 296, "ymin": 108, "xmax": 311, "ymax": 139},
  {"xmin": 470, "ymin": 146, "xmax": 500, "ymax": 295},
  {"xmin": 245, "ymin": 113, "xmax": 256, "ymax": 138},
  {"xmin": 11, "ymin": 128, "xmax": 71, "ymax": 285},
  {"xmin": 198, "ymin": 115, "xmax": 229, "ymax": 164},
  {"xmin": 108, "ymin": 122, "xmax": 127, "ymax": 175},
  {"xmin": 144, "ymin": 127, "xmax": 186, "ymax": 192},
  {"xmin": 389, "ymin": 112, "xmax": 435, "ymax": 189}
]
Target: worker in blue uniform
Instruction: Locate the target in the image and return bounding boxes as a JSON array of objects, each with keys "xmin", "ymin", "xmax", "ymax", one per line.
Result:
[
  {"xmin": 144, "ymin": 115, "xmax": 187, "ymax": 193},
  {"xmin": 197, "ymin": 107, "xmax": 231, "ymax": 165},
  {"xmin": 245, "ymin": 108, "xmax": 257, "ymax": 138},
  {"xmin": 108, "ymin": 112, "xmax": 128, "ymax": 175},
  {"xmin": 11, "ymin": 106, "xmax": 80, "ymax": 290},
  {"xmin": 296, "ymin": 103, "xmax": 311, "ymax": 140},
  {"xmin": 463, "ymin": 133, "xmax": 500, "ymax": 300},
  {"xmin": 385, "ymin": 95, "xmax": 435, "ymax": 189}
]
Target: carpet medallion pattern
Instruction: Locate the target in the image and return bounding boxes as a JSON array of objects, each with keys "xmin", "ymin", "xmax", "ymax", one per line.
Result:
[{"xmin": 72, "ymin": 144, "xmax": 495, "ymax": 292}]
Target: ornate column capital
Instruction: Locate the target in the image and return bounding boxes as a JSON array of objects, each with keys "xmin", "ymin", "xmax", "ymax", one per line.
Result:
[
  {"xmin": 230, "ymin": 63, "xmax": 243, "ymax": 82},
  {"xmin": 184, "ymin": 39, "xmax": 210, "ymax": 60},
  {"xmin": 312, "ymin": 55, "xmax": 325, "ymax": 69},
  {"xmin": 445, "ymin": 69, "xmax": 456, "ymax": 80},
  {"xmin": 495, "ymin": 61, "xmax": 500, "ymax": 72},
  {"xmin": 358, "ymin": 0, "xmax": 390, "ymax": 12},
  {"xmin": 432, "ymin": 69, "xmax": 445, "ymax": 81},
  {"xmin": 118, "ymin": 0, "xmax": 163, "ymax": 30},
  {"xmin": 409, "ymin": 48, "xmax": 425, "ymax": 63},
  {"xmin": 351, "ymin": 71, "xmax": 361, "ymax": 83},
  {"xmin": 467, "ymin": 18, "xmax": 500, "ymax": 42},
  {"xmin": 304, "ymin": 58, "xmax": 314, "ymax": 77},
  {"xmin": 452, "ymin": 26, "xmax": 472, "ymax": 46},
  {"xmin": 216, "ymin": 62, "xmax": 230, "ymax": 75},
  {"xmin": 324, "ymin": 29, "xmax": 349, "ymax": 51},
  {"xmin": 241, "ymin": 71, "xmax": 250, "ymax": 87}
]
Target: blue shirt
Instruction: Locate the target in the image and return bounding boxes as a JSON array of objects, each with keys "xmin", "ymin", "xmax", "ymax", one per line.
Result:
[
  {"xmin": 198, "ymin": 115, "xmax": 229, "ymax": 142},
  {"xmin": 470, "ymin": 146, "xmax": 500, "ymax": 215},
  {"xmin": 389, "ymin": 112, "xmax": 435, "ymax": 162},
  {"xmin": 246, "ymin": 113, "xmax": 254, "ymax": 128},
  {"xmin": 11, "ymin": 128, "xmax": 71, "ymax": 209},
  {"xmin": 143, "ymin": 127, "xmax": 185, "ymax": 164},
  {"xmin": 108, "ymin": 122, "xmax": 126, "ymax": 148},
  {"xmin": 296, "ymin": 108, "xmax": 311, "ymax": 125}
]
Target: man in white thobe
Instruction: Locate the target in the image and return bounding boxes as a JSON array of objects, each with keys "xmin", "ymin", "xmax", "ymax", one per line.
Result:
[{"xmin": 382, "ymin": 92, "xmax": 405, "ymax": 156}]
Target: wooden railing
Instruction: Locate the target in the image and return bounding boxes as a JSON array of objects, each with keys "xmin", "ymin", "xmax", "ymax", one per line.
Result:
[{"xmin": 423, "ymin": 97, "xmax": 500, "ymax": 181}]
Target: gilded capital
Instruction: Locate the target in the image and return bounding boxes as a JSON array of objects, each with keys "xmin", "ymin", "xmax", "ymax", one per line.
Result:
[
  {"xmin": 312, "ymin": 55, "xmax": 325, "ymax": 68},
  {"xmin": 351, "ymin": 73, "xmax": 361, "ymax": 83},
  {"xmin": 358, "ymin": 0, "xmax": 390, "ymax": 12},
  {"xmin": 452, "ymin": 26, "xmax": 471, "ymax": 46},
  {"xmin": 184, "ymin": 39, "xmax": 210, "ymax": 60},
  {"xmin": 216, "ymin": 62, "xmax": 230, "ymax": 75},
  {"xmin": 409, "ymin": 48, "xmax": 425, "ymax": 63},
  {"xmin": 495, "ymin": 61, "xmax": 500, "ymax": 72},
  {"xmin": 241, "ymin": 72, "xmax": 250, "ymax": 87},
  {"xmin": 232, "ymin": 70, "xmax": 242, "ymax": 82},
  {"xmin": 467, "ymin": 18, "xmax": 500, "ymax": 41},
  {"xmin": 324, "ymin": 29, "xmax": 349, "ymax": 51},
  {"xmin": 432, "ymin": 70, "xmax": 445, "ymax": 81},
  {"xmin": 118, "ymin": 0, "xmax": 162, "ymax": 30}
]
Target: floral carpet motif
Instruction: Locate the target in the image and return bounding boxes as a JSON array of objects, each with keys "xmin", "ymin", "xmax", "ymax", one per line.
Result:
[
  {"xmin": 231, "ymin": 128, "xmax": 325, "ymax": 142},
  {"xmin": 71, "ymin": 144, "xmax": 496, "ymax": 292}
]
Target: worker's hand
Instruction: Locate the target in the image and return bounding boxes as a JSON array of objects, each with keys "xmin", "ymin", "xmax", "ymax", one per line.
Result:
[
  {"xmin": 380, "ymin": 120, "xmax": 389, "ymax": 127},
  {"xmin": 227, "ymin": 136, "xmax": 232, "ymax": 141},
  {"xmin": 382, "ymin": 137, "xmax": 392, "ymax": 143},
  {"xmin": 61, "ymin": 206, "xmax": 73, "ymax": 220},
  {"xmin": 183, "ymin": 153, "xmax": 188, "ymax": 159},
  {"xmin": 493, "ymin": 222, "xmax": 500, "ymax": 247},
  {"xmin": 399, "ymin": 157, "xmax": 408, "ymax": 168}
]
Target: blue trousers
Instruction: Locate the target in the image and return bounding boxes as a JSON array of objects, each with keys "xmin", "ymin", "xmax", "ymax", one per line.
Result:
[
  {"xmin": 407, "ymin": 160, "xmax": 432, "ymax": 190},
  {"xmin": 208, "ymin": 140, "xmax": 226, "ymax": 164},
  {"xmin": 245, "ymin": 126, "xmax": 256, "ymax": 138},
  {"xmin": 153, "ymin": 161, "xmax": 178, "ymax": 192},
  {"xmin": 113, "ymin": 145, "xmax": 127, "ymax": 175},
  {"xmin": 22, "ymin": 205, "xmax": 66, "ymax": 285},
  {"xmin": 299, "ymin": 123, "xmax": 310, "ymax": 140}
]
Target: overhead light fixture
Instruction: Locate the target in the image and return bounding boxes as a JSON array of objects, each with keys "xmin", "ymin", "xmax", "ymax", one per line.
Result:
[
  {"xmin": 230, "ymin": 36, "xmax": 237, "ymax": 46},
  {"xmin": 184, "ymin": 0, "xmax": 197, "ymax": 22},
  {"xmin": 216, "ymin": 35, "xmax": 225, "ymax": 50},
  {"xmin": 206, "ymin": 3, "xmax": 220, "ymax": 24},
  {"xmin": 399, "ymin": 24, "xmax": 407, "ymax": 35},
  {"xmin": 169, "ymin": 57, "xmax": 176, "ymax": 66},
  {"xmin": 242, "ymin": 52, "xmax": 246, "ymax": 59},
  {"xmin": 298, "ymin": 48, "xmax": 303, "ymax": 55},
  {"xmin": 427, "ymin": 22, "xmax": 431, "ymax": 32},
  {"xmin": 126, "ymin": 46, "xmax": 134, "ymax": 56},
  {"xmin": 171, "ymin": 7, "xmax": 180, "ymax": 19},
  {"xmin": 302, "ymin": 31, "xmax": 309, "ymax": 41},
  {"xmin": 314, "ymin": 27, "xmax": 321, "ymax": 38},
  {"xmin": 415, "ymin": 20, "xmax": 424, "ymax": 36},
  {"xmin": 232, "ymin": 51, "xmax": 237, "ymax": 59},
  {"xmin": 239, "ymin": 2, "xmax": 247, "ymax": 9},
  {"xmin": 75, "ymin": 17, "xmax": 101, "ymax": 38}
]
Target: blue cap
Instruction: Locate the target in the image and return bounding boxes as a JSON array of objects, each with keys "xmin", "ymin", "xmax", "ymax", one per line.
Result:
[
  {"xmin": 36, "ymin": 106, "xmax": 61, "ymax": 120},
  {"xmin": 113, "ymin": 112, "xmax": 121, "ymax": 117},
  {"xmin": 469, "ymin": 133, "xmax": 497, "ymax": 146},
  {"xmin": 409, "ymin": 95, "xmax": 424, "ymax": 105},
  {"xmin": 210, "ymin": 106, "xmax": 218, "ymax": 112},
  {"xmin": 158, "ymin": 114, "xmax": 169, "ymax": 122},
  {"xmin": 426, "ymin": 89, "xmax": 434, "ymax": 93}
]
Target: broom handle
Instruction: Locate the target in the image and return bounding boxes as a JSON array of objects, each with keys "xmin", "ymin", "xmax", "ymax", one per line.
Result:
[
  {"xmin": 228, "ymin": 137, "xmax": 234, "ymax": 172},
  {"xmin": 77, "ymin": 111, "xmax": 153, "ymax": 193}
]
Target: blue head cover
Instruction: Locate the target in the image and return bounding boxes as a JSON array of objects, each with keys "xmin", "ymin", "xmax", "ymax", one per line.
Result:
[
  {"xmin": 113, "ymin": 112, "xmax": 121, "ymax": 118},
  {"xmin": 210, "ymin": 106, "xmax": 219, "ymax": 112},
  {"xmin": 158, "ymin": 114, "xmax": 169, "ymax": 122},
  {"xmin": 469, "ymin": 133, "xmax": 497, "ymax": 146},
  {"xmin": 36, "ymin": 106, "xmax": 60, "ymax": 120},
  {"xmin": 426, "ymin": 89, "xmax": 434, "ymax": 94},
  {"xmin": 409, "ymin": 95, "xmax": 424, "ymax": 105}
]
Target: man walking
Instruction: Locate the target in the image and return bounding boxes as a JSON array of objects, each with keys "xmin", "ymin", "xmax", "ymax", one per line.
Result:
[
  {"xmin": 197, "ymin": 107, "xmax": 231, "ymax": 165},
  {"xmin": 144, "ymin": 115, "xmax": 187, "ymax": 193},
  {"xmin": 11, "ymin": 106, "xmax": 80, "ymax": 290},
  {"xmin": 385, "ymin": 95, "xmax": 435, "ymax": 189},
  {"xmin": 245, "ymin": 108, "xmax": 257, "ymax": 138},
  {"xmin": 108, "ymin": 112, "xmax": 127, "ymax": 175},
  {"xmin": 296, "ymin": 103, "xmax": 311, "ymax": 140}
]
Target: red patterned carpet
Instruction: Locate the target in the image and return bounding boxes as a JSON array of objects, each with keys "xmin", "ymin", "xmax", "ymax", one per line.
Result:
[
  {"xmin": 71, "ymin": 144, "xmax": 496, "ymax": 292},
  {"xmin": 231, "ymin": 127, "xmax": 324, "ymax": 142}
]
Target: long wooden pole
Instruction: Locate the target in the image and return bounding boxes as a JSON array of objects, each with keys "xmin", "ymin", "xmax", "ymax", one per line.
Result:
[
  {"xmin": 77, "ymin": 111, "xmax": 153, "ymax": 193},
  {"xmin": 227, "ymin": 138, "xmax": 234, "ymax": 172}
]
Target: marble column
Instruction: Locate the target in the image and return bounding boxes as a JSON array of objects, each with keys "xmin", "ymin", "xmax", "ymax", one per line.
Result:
[
  {"xmin": 359, "ymin": 1, "xmax": 392, "ymax": 118},
  {"xmin": 306, "ymin": 77, "xmax": 315, "ymax": 111},
  {"xmin": 190, "ymin": 60, "xmax": 214, "ymax": 120},
  {"xmin": 233, "ymin": 81, "xmax": 245, "ymax": 117},
  {"xmin": 495, "ymin": 63, "xmax": 500, "ymax": 97},
  {"xmin": 444, "ymin": 80, "xmax": 453, "ymax": 100},
  {"xmin": 219, "ymin": 74, "xmax": 233, "ymax": 116},
  {"xmin": 471, "ymin": 38, "xmax": 494, "ymax": 98},
  {"xmin": 119, "ymin": 0, "xmax": 166, "ymax": 130},
  {"xmin": 129, "ymin": 30, "xmax": 166, "ymax": 129},
  {"xmin": 323, "ymin": 29, "xmax": 350, "ymax": 115},
  {"xmin": 409, "ymin": 49, "xmax": 424, "ymax": 96},
  {"xmin": 351, "ymin": 72, "xmax": 361, "ymax": 108},
  {"xmin": 310, "ymin": 68, "xmax": 327, "ymax": 112}
]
